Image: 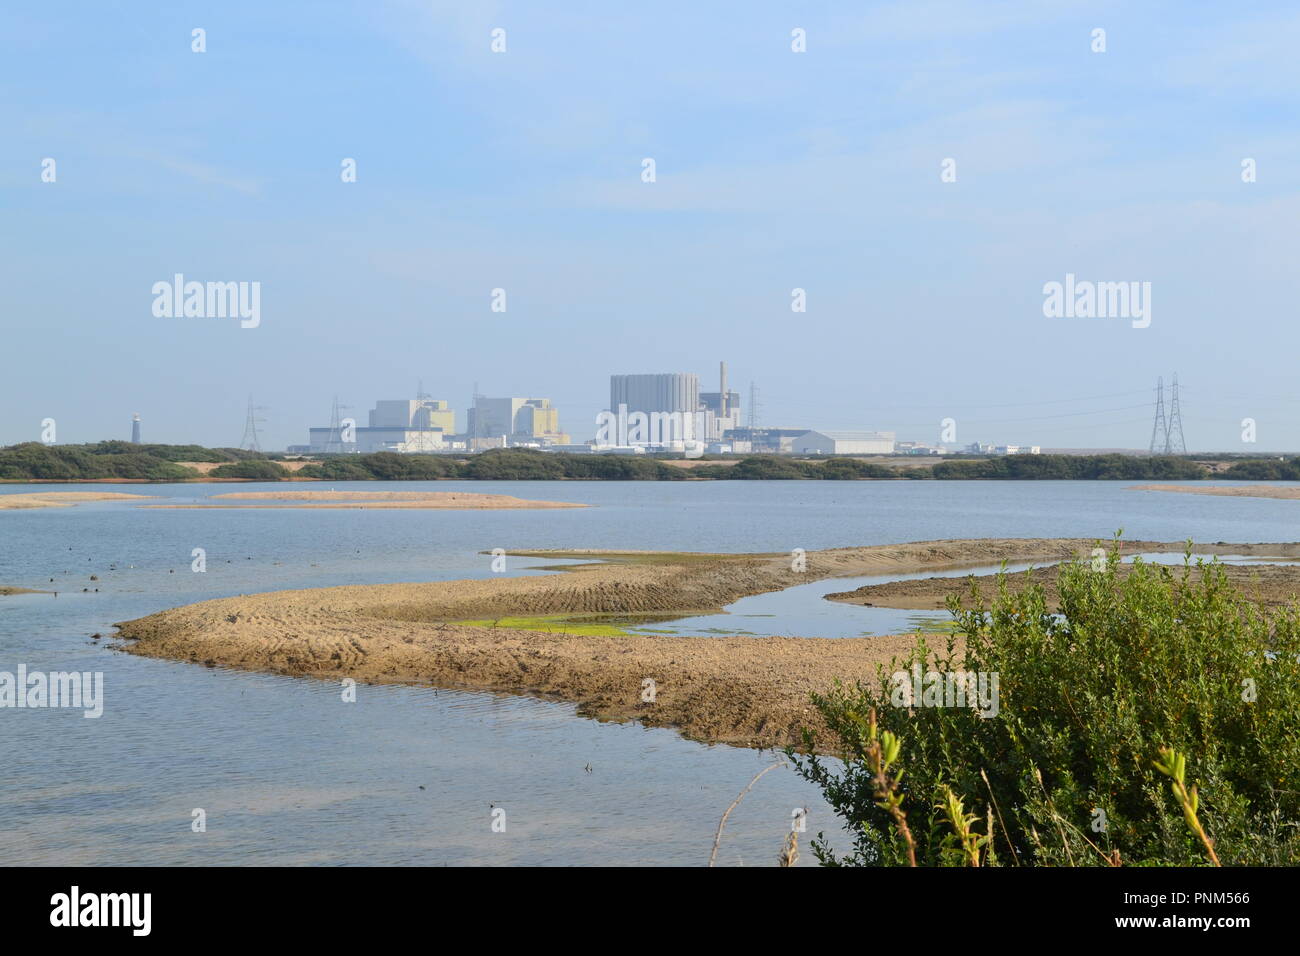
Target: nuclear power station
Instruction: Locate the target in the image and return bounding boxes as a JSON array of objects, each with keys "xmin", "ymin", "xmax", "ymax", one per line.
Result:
[{"xmin": 284, "ymin": 359, "xmax": 909, "ymax": 456}]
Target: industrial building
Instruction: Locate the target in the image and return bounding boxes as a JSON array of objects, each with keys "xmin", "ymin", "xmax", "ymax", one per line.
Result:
[
  {"xmin": 371, "ymin": 399, "xmax": 454, "ymax": 433},
  {"xmin": 792, "ymin": 430, "xmax": 897, "ymax": 455},
  {"xmin": 699, "ymin": 362, "xmax": 742, "ymax": 440},
  {"xmin": 609, "ymin": 373, "xmax": 700, "ymax": 418},
  {"xmin": 722, "ymin": 427, "xmax": 809, "ymax": 454},
  {"xmin": 305, "ymin": 397, "xmax": 456, "ymax": 453},
  {"xmin": 604, "ymin": 364, "xmax": 742, "ymax": 449},
  {"xmin": 965, "ymin": 442, "xmax": 1042, "ymax": 455},
  {"xmin": 468, "ymin": 397, "xmax": 569, "ymax": 448}
]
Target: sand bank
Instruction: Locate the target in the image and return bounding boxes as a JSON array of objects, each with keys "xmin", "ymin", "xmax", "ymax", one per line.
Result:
[
  {"xmin": 827, "ymin": 557, "xmax": 1300, "ymax": 611},
  {"xmin": 0, "ymin": 492, "xmax": 156, "ymax": 510},
  {"xmin": 115, "ymin": 537, "xmax": 1286, "ymax": 748},
  {"xmin": 1132, "ymin": 484, "xmax": 1300, "ymax": 501},
  {"xmin": 176, "ymin": 461, "xmax": 316, "ymax": 474},
  {"xmin": 146, "ymin": 490, "xmax": 587, "ymax": 510}
]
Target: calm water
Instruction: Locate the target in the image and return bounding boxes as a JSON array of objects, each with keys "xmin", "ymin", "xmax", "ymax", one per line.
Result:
[{"xmin": 2, "ymin": 479, "xmax": 1298, "ymax": 866}]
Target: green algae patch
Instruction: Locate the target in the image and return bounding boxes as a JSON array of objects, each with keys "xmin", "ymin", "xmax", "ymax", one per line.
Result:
[{"xmin": 454, "ymin": 614, "xmax": 635, "ymax": 637}]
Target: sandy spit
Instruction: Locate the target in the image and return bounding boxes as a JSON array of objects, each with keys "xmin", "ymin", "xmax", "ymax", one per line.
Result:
[
  {"xmin": 828, "ymin": 556, "xmax": 1300, "ymax": 610},
  {"xmin": 146, "ymin": 490, "xmax": 587, "ymax": 510},
  {"xmin": 114, "ymin": 537, "xmax": 1263, "ymax": 749},
  {"xmin": 1132, "ymin": 484, "xmax": 1300, "ymax": 501},
  {"xmin": 0, "ymin": 492, "xmax": 156, "ymax": 510}
]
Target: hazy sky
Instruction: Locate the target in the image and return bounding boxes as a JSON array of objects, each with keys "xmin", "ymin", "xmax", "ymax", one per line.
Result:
[{"xmin": 3, "ymin": 1, "xmax": 1299, "ymax": 451}]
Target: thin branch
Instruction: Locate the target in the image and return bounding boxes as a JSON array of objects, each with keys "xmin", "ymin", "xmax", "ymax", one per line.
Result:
[
  {"xmin": 981, "ymin": 768, "xmax": 1020, "ymax": 866},
  {"xmin": 709, "ymin": 760, "xmax": 784, "ymax": 867}
]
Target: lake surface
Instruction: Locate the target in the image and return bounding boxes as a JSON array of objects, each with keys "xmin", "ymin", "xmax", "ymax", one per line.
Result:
[{"xmin": 2, "ymin": 479, "xmax": 1298, "ymax": 866}]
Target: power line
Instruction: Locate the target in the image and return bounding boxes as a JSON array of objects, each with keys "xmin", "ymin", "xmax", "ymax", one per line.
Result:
[
  {"xmin": 239, "ymin": 395, "xmax": 267, "ymax": 452},
  {"xmin": 883, "ymin": 402, "xmax": 1155, "ymax": 430},
  {"xmin": 1167, "ymin": 374, "xmax": 1187, "ymax": 454},
  {"xmin": 1149, "ymin": 377, "xmax": 1169, "ymax": 454},
  {"xmin": 1149, "ymin": 374, "xmax": 1188, "ymax": 454},
  {"xmin": 322, "ymin": 395, "xmax": 352, "ymax": 454}
]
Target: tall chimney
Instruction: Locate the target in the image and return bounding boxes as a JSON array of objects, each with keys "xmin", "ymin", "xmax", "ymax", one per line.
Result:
[
  {"xmin": 719, "ymin": 361, "xmax": 728, "ymax": 417},
  {"xmin": 131, "ymin": 414, "xmax": 141, "ymax": 444}
]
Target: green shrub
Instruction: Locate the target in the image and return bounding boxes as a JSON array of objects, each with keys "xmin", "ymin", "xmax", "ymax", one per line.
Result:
[{"xmin": 790, "ymin": 541, "xmax": 1300, "ymax": 866}]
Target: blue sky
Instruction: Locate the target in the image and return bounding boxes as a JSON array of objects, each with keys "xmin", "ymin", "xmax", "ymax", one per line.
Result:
[{"xmin": 3, "ymin": 1, "xmax": 1298, "ymax": 451}]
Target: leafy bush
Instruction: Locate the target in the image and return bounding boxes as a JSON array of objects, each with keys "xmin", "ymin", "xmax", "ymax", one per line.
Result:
[{"xmin": 790, "ymin": 542, "xmax": 1300, "ymax": 866}]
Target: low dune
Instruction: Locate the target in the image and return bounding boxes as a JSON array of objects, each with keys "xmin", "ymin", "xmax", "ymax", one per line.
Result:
[
  {"xmin": 146, "ymin": 490, "xmax": 587, "ymax": 510},
  {"xmin": 177, "ymin": 460, "xmax": 316, "ymax": 474},
  {"xmin": 1132, "ymin": 484, "xmax": 1300, "ymax": 500},
  {"xmin": 0, "ymin": 492, "xmax": 156, "ymax": 510}
]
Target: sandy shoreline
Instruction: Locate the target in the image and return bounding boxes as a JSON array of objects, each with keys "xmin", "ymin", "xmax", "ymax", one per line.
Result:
[
  {"xmin": 0, "ymin": 491, "xmax": 156, "ymax": 510},
  {"xmin": 146, "ymin": 490, "xmax": 587, "ymax": 509},
  {"xmin": 828, "ymin": 554, "xmax": 1300, "ymax": 610},
  {"xmin": 1132, "ymin": 484, "xmax": 1300, "ymax": 501},
  {"xmin": 113, "ymin": 537, "xmax": 1290, "ymax": 749}
]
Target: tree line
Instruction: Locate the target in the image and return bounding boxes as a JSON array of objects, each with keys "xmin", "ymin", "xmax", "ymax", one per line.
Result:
[{"xmin": 0, "ymin": 442, "xmax": 1288, "ymax": 482}]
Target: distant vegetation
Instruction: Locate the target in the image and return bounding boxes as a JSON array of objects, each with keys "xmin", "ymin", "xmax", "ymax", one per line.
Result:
[
  {"xmin": 207, "ymin": 460, "xmax": 290, "ymax": 479},
  {"xmin": 3, "ymin": 441, "xmax": 1298, "ymax": 483},
  {"xmin": 295, "ymin": 450, "xmax": 687, "ymax": 481},
  {"xmin": 1220, "ymin": 458, "xmax": 1300, "ymax": 480},
  {"xmin": 298, "ymin": 452, "xmax": 458, "ymax": 481},
  {"xmin": 82, "ymin": 441, "xmax": 265, "ymax": 463},
  {"xmin": 690, "ymin": 456, "xmax": 900, "ymax": 480},
  {"xmin": 0, "ymin": 443, "xmax": 201, "ymax": 481},
  {"xmin": 930, "ymin": 453, "xmax": 1207, "ymax": 480}
]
